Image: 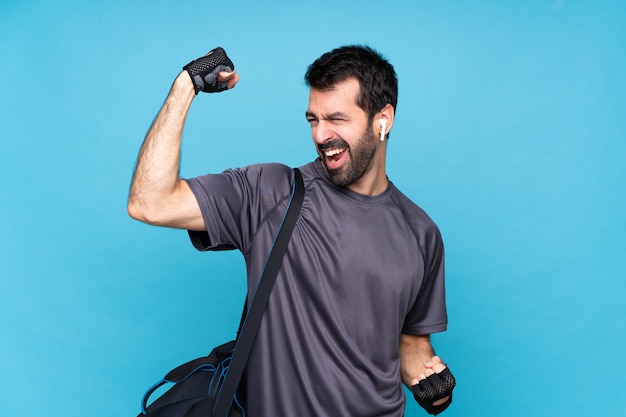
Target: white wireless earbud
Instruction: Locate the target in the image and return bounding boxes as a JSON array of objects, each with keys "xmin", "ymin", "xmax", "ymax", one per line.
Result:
[{"xmin": 379, "ymin": 119, "xmax": 387, "ymax": 141}]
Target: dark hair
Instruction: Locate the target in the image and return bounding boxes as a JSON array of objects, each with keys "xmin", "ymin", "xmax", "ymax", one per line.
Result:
[{"xmin": 304, "ymin": 45, "xmax": 398, "ymax": 120}]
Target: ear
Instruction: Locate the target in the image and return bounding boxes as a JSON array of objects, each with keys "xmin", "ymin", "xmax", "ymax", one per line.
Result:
[{"xmin": 377, "ymin": 104, "xmax": 395, "ymax": 141}]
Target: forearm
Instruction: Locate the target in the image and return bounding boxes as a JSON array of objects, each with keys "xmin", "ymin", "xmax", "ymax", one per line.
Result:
[
  {"xmin": 399, "ymin": 334, "xmax": 435, "ymax": 387},
  {"xmin": 128, "ymin": 72, "xmax": 195, "ymax": 222}
]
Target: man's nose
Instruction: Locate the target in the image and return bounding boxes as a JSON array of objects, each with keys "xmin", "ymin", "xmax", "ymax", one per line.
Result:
[{"xmin": 313, "ymin": 121, "xmax": 333, "ymax": 144}]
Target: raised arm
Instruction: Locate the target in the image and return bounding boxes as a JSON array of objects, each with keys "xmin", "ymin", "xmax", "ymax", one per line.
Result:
[
  {"xmin": 400, "ymin": 333, "xmax": 456, "ymax": 415},
  {"xmin": 127, "ymin": 47, "xmax": 239, "ymax": 230}
]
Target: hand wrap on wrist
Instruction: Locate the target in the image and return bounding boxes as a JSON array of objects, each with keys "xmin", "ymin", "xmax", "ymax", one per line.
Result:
[
  {"xmin": 183, "ymin": 47, "xmax": 235, "ymax": 94},
  {"xmin": 411, "ymin": 368, "xmax": 456, "ymax": 415}
]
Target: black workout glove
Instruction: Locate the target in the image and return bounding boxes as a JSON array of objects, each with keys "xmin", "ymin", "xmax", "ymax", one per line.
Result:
[
  {"xmin": 183, "ymin": 47, "xmax": 235, "ymax": 94},
  {"xmin": 411, "ymin": 368, "xmax": 456, "ymax": 415}
]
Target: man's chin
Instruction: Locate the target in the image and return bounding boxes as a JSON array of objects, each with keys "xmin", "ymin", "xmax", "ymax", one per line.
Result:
[
  {"xmin": 319, "ymin": 158, "xmax": 354, "ymax": 187},
  {"xmin": 326, "ymin": 168, "xmax": 351, "ymax": 187}
]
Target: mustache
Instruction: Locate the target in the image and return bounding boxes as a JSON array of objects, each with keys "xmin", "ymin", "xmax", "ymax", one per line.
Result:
[{"xmin": 318, "ymin": 138, "xmax": 349, "ymax": 152}]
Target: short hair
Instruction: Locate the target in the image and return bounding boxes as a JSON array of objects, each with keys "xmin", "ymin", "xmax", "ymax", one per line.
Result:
[{"xmin": 304, "ymin": 45, "xmax": 398, "ymax": 120}]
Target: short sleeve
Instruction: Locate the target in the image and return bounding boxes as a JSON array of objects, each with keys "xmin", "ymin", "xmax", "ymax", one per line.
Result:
[
  {"xmin": 402, "ymin": 225, "xmax": 448, "ymax": 335},
  {"xmin": 185, "ymin": 163, "xmax": 294, "ymax": 253}
]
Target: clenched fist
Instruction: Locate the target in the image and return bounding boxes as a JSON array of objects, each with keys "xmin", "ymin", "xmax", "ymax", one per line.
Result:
[
  {"xmin": 411, "ymin": 357, "xmax": 456, "ymax": 415},
  {"xmin": 183, "ymin": 47, "xmax": 239, "ymax": 94}
]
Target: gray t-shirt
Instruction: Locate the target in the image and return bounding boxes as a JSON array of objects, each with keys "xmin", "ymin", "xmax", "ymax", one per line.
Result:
[{"xmin": 186, "ymin": 160, "xmax": 447, "ymax": 417}]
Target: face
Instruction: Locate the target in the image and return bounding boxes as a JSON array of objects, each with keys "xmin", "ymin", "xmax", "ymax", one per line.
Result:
[{"xmin": 306, "ymin": 78, "xmax": 379, "ymax": 188}]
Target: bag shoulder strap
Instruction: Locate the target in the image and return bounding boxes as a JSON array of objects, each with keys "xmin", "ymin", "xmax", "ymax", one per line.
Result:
[{"xmin": 213, "ymin": 167, "xmax": 305, "ymax": 416}]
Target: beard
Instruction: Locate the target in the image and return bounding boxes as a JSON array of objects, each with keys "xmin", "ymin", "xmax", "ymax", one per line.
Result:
[{"xmin": 318, "ymin": 125, "xmax": 378, "ymax": 188}]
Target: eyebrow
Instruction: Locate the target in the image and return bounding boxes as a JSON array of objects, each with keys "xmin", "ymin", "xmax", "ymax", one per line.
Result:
[{"xmin": 305, "ymin": 111, "xmax": 349, "ymax": 120}]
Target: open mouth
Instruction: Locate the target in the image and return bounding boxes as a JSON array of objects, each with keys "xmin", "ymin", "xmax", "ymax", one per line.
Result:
[
  {"xmin": 323, "ymin": 147, "xmax": 347, "ymax": 168},
  {"xmin": 325, "ymin": 147, "xmax": 346, "ymax": 159},
  {"xmin": 319, "ymin": 139, "xmax": 349, "ymax": 170}
]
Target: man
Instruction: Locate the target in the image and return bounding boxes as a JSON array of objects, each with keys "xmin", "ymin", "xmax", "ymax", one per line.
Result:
[{"xmin": 128, "ymin": 45, "xmax": 456, "ymax": 416}]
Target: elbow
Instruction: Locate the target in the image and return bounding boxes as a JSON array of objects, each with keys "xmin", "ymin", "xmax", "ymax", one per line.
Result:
[
  {"xmin": 127, "ymin": 199, "xmax": 159, "ymax": 225},
  {"xmin": 127, "ymin": 200, "xmax": 146, "ymax": 223}
]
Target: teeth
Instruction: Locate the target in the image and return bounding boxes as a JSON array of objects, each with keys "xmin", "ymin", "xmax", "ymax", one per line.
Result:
[{"xmin": 324, "ymin": 148, "xmax": 345, "ymax": 157}]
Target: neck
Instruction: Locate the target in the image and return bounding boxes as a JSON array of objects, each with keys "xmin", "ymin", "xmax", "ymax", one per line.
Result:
[{"xmin": 346, "ymin": 157, "xmax": 388, "ymax": 196}]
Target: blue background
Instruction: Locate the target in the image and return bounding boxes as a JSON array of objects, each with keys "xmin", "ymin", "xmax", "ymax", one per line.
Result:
[{"xmin": 1, "ymin": 1, "xmax": 624, "ymax": 416}]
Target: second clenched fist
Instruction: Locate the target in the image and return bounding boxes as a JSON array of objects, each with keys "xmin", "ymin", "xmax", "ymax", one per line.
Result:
[{"xmin": 411, "ymin": 367, "xmax": 456, "ymax": 415}]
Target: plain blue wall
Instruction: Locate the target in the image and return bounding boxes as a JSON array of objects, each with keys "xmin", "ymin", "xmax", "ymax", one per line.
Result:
[{"xmin": 1, "ymin": 1, "xmax": 624, "ymax": 416}]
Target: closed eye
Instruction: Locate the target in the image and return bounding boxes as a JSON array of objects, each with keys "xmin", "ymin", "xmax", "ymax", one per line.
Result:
[{"xmin": 305, "ymin": 112, "xmax": 318, "ymax": 126}]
